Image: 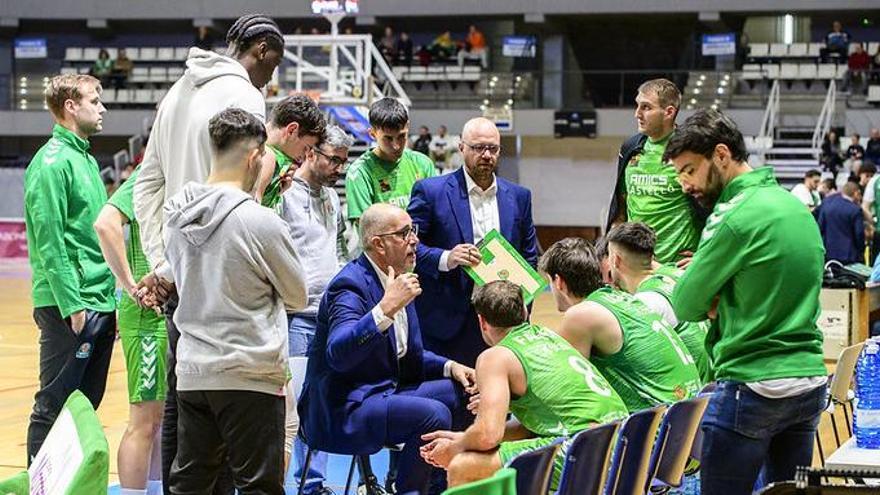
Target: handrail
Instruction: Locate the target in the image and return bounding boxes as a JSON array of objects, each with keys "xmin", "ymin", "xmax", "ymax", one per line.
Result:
[
  {"xmin": 758, "ymin": 79, "xmax": 780, "ymax": 141},
  {"xmin": 811, "ymin": 80, "xmax": 837, "ymax": 155}
]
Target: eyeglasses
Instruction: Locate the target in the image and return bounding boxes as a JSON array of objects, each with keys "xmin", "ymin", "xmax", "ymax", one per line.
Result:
[
  {"xmin": 311, "ymin": 146, "xmax": 348, "ymax": 168},
  {"xmin": 462, "ymin": 141, "xmax": 502, "ymax": 156},
  {"xmin": 375, "ymin": 224, "xmax": 419, "ymax": 240}
]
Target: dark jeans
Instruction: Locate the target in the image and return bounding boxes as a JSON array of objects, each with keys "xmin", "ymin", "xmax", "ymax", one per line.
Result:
[
  {"xmin": 163, "ymin": 296, "xmax": 233, "ymax": 495},
  {"xmin": 27, "ymin": 307, "xmax": 115, "ymax": 463},
  {"xmin": 870, "ymin": 231, "xmax": 880, "ymax": 266},
  {"xmin": 700, "ymin": 381, "xmax": 826, "ymax": 495},
  {"xmin": 171, "ymin": 390, "xmax": 286, "ymax": 495}
]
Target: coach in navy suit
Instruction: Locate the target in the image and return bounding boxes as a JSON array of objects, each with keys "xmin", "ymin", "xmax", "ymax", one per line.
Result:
[
  {"xmin": 407, "ymin": 117, "xmax": 539, "ymax": 367},
  {"xmin": 298, "ymin": 203, "xmax": 475, "ymax": 494}
]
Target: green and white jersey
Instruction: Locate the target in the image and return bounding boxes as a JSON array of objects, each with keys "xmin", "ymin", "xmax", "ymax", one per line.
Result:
[
  {"xmin": 498, "ymin": 323, "xmax": 628, "ymax": 436},
  {"xmin": 106, "ymin": 168, "xmax": 166, "ymax": 338},
  {"xmin": 586, "ymin": 287, "xmax": 701, "ymax": 412},
  {"xmin": 261, "ymin": 145, "xmax": 294, "ymax": 212},
  {"xmin": 637, "ymin": 265, "xmax": 713, "ymax": 383},
  {"xmin": 624, "ymin": 133, "xmax": 701, "ymax": 263},
  {"xmin": 344, "ymin": 148, "xmax": 436, "ymax": 220}
]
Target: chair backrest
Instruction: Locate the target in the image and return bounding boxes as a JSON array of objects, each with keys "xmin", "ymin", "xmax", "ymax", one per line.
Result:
[
  {"xmin": 830, "ymin": 342, "xmax": 865, "ymax": 404},
  {"xmin": 557, "ymin": 422, "xmax": 620, "ymax": 495},
  {"xmin": 442, "ymin": 467, "xmax": 517, "ymax": 495},
  {"xmin": 507, "ymin": 442, "xmax": 561, "ymax": 495},
  {"xmin": 647, "ymin": 397, "xmax": 710, "ymax": 490},
  {"xmin": 604, "ymin": 405, "xmax": 666, "ymax": 495}
]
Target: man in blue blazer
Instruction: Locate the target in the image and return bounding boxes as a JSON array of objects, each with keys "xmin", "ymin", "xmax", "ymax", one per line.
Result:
[
  {"xmin": 298, "ymin": 203, "xmax": 476, "ymax": 494},
  {"xmin": 408, "ymin": 118, "xmax": 539, "ymax": 367}
]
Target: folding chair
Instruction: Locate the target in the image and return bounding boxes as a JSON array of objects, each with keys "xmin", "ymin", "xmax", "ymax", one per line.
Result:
[
  {"xmin": 604, "ymin": 406, "xmax": 666, "ymax": 495},
  {"xmin": 646, "ymin": 397, "xmax": 710, "ymax": 493},
  {"xmin": 556, "ymin": 422, "xmax": 619, "ymax": 495},
  {"xmin": 506, "ymin": 441, "xmax": 562, "ymax": 495},
  {"xmin": 815, "ymin": 342, "xmax": 864, "ymax": 464}
]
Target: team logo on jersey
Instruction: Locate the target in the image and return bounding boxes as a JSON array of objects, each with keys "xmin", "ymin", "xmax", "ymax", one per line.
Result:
[
  {"xmin": 673, "ymin": 385, "xmax": 686, "ymax": 401},
  {"xmin": 497, "ymin": 269, "xmax": 510, "ymax": 280},
  {"xmin": 379, "ymin": 178, "xmax": 391, "ymax": 193},
  {"xmin": 75, "ymin": 342, "xmax": 92, "ymax": 359}
]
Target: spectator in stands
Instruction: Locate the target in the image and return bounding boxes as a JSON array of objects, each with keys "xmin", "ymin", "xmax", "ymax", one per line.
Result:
[
  {"xmin": 791, "ymin": 169, "xmax": 822, "ymax": 211},
  {"xmin": 195, "ymin": 26, "xmax": 215, "ymax": 51},
  {"xmin": 859, "ymin": 161, "xmax": 877, "ymax": 193},
  {"xmin": 380, "ymin": 26, "xmax": 397, "ymax": 65},
  {"xmin": 818, "ymin": 181, "xmax": 866, "ymax": 265},
  {"xmin": 822, "ymin": 131, "xmax": 845, "ymax": 180},
  {"xmin": 429, "ymin": 31, "xmax": 457, "ymax": 60},
  {"xmin": 847, "ymin": 133, "xmax": 866, "ymax": 161},
  {"xmin": 91, "ymin": 49, "xmax": 114, "ymax": 85},
  {"xmin": 872, "ymin": 44, "xmax": 880, "ymax": 82},
  {"xmin": 846, "ymin": 43, "xmax": 871, "ymax": 94},
  {"xmin": 429, "ymin": 125, "xmax": 459, "ymax": 172},
  {"xmin": 457, "ymin": 25, "xmax": 489, "ymax": 69},
  {"xmin": 412, "ymin": 125, "xmax": 432, "ymax": 156},
  {"xmin": 398, "ymin": 31, "xmax": 414, "ymax": 67},
  {"xmin": 824, "ymin": 20, "xmax": 851, "ymax": 61},
  {"xmin": 819, "ymin": 178, "xmax": 838, "ymax": 198},
  {"xmin": 111, "ymin": 48, "xmax": 133, "ymax": 89},
  {"xmin": 867, "ymin": 128, "xmax": 880, "ymax": 165}
]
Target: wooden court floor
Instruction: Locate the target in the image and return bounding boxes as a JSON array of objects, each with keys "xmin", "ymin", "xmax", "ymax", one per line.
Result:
[{"xmin": 0, "ymin": 267, "xmax": 848, "ymax": 483}]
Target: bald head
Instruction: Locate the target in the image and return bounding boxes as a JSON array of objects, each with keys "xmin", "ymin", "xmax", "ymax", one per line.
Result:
[
  {"xmin": 359, "ymin": 203, "xmax": 408, "ymax": 251},
  {"xmin": 461, "ymin": 117, "xmax": 500, "ymax": 142}
]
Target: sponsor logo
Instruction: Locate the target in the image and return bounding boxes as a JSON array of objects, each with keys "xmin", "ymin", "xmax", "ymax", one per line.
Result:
[{"xmin": 75, "ymin": 342, "xmax": 92, "ymax": 359}]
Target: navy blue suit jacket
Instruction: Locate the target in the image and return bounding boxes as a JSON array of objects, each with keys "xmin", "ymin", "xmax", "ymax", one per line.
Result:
[
  {"xmin": 817, "ymin": 193, "xmax": 865, "ymax": 265},
  {"xmin": 297, "ymin": 254, "xmax": 448, "ymax": 454},
  {"xmin": 407, "ymin": 168, "xmax": 539, "ymax": 364}
]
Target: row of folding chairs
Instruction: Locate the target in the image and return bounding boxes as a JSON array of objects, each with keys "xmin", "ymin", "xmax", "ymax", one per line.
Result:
[
  {"xmin": 447, "ymin": 396, "xmax": 710, "ymax": 495},
  {"xmin": 741, "ymin": 63, "xmax": 849, "ymax": 81},
  {"xmin": 393, "ymin": 65, "xmax": 482, "ymax": 83},
  {"xmin": 101, "ymin": 88, "xmax": 167, "ymax": 105},
  {"xmin": 749, "ymin": 42, "xmax": 880, "ymax": 59},
  {"xmin": 60, "ymin": 65, "xmax": 184, "ymax": 84},
  {"xmin": 64, "ymin": 46, "xmax": 191, "ymax": 62}
]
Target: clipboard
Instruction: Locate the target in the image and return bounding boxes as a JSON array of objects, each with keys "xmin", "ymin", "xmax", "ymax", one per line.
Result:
[{"xmin": 462, "ymin": 229, "xmax": 547, "ymax": 304}]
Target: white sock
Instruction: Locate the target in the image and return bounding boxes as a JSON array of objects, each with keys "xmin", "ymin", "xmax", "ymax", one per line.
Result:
[{"xmin": 119, "ymin": 488, "xmax": 147, "ymax": 495}]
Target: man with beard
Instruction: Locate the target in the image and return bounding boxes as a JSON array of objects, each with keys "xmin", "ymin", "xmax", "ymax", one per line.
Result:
[
  {"xmin": 606, "ymin": 79, "xmax": 704, "ymax": 264},
  {"xmin": 407, "ymin": 117, "xmax": 539, "ymax": 368},
  {"xmin": 664, "ymin": 109, "xmax": 827, "ymax": 495}
]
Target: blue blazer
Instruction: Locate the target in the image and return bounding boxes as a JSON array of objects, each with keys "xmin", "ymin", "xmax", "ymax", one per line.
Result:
[
  {"xmin": 407, "ymin": 168, "xmax": 539, "ymax": 346},
  {"xmin": 817, "ymin": 193, "xmax": 865, "ymax": 265},
  {"xmin": 298, "ymin": 254, "xmax": 448, "ymax": 455}
]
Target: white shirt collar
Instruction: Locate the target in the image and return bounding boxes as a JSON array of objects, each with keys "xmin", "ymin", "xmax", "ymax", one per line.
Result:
[
  {"xmin": 463, "ymin": 169, "xmax": 497, "ymax": 196},
  {"xmin": 365, "ymin": 253, "xmax": 390, "ymax": 290}
]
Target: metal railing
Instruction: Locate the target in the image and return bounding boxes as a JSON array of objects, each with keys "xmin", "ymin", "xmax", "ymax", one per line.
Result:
[
  {"xmin": 812, "ymin": 79, "xmax": 837, "ymax": 155},
  {"xmin": 758, "ymin": 79, "xmax": 781, "ymax": 142}
]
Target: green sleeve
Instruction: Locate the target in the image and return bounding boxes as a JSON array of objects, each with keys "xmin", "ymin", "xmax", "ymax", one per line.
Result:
[
  {"xmin": 419, "ymin": 152, "xmax": 438, "ymax": 177},
  {"xmin": 344, "ymin": 162, "xmax": 373, "ymax": 220},
  {"xmin": 106, "ymin": 169, "xmax": 138, "ymax": 222},
  {"xmin": 27, "ymin": 160, "xmax": 84, "ymax": 317},
  {"xmin": 672, "ymin": 222, "xmax": 741, "ymax": 322}
]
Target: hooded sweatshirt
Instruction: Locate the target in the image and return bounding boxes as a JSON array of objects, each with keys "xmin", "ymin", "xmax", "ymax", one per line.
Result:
[
  {"xmin": 134, "ymin": 47, "xmax": 266, "ymax": 281},
  {"xmin": 164, "ymin": 182, "xmax": 307, "ymax": 395}
]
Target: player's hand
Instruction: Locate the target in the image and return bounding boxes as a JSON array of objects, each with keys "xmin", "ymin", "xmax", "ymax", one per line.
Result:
[
  {"xmin": 379, "ymin": 266, "xmax": 421, "ymax": 318},
  {"xmin": 676, "ymin": 251, "xmax": 694, "ymax": 270},
  {"xmin": 279, "ymin": 166, "xmax": 298, "ymax": 194},
  {"xmin": 448, "ymin": 361, "xmax": 477, "ymax": 394},
  {"xmin": 69, "ymin": 310, "xmax": 86, "ymax": 335},
  {"xmin": 136, "ymin": 271, "xmax": 175, "ymax": 309},
  {"xmin": 707, "ymin": 296, "xmax": 720, "ymax": 320},
  {"xmin": 420, "ymin": 430, "xmax": 464, "ymax": 468},
  {"xmin": 447, "ymin": 244, "xmax": 482, "ymax": 270},
  {"xmin": 467, "ymin": 393, "xmax": 480, "ymax": 415}
]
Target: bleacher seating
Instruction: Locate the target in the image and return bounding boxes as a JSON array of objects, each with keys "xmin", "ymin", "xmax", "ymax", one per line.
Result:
[
  {"xmin": 868, "ymin": 85, "xmax": 880, "ymax": 105},
  {"xmin": 393, "ymin": 65, "xmax": 482, "ymax": 83}
]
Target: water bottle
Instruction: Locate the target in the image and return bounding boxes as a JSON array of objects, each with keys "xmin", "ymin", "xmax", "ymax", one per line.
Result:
[{"xmin": 854, "ymin": 339, "xmax": 880, "ymax": 449}]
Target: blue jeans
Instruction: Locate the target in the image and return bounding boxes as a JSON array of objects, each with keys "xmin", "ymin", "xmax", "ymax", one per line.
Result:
[
  {"xmin": 700, "ymin": 380, "xmax": 825, "ymax": 495},
  {"xmin": 288, "ymin": 314, "xmax": 327, "ymax": 494}
]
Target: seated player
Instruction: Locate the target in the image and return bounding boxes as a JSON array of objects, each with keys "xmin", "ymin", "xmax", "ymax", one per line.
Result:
[
  {"xmin": 602, "ymin": 222, "xmax": 713, "ymax": 383},
  {"xmin": 419, "ymin": 280, "xmax": 628, "ymax": 489},
  {"xmin": 539, "ymin": 238, "xmax": 701, "ymax": 412}
]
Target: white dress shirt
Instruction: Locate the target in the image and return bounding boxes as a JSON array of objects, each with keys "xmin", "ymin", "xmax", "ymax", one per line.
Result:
[
  {"xmin": 439, "ymin": 171, "xmax": 500, "ymax": 271},
  {"xmin": 365, "ymin": 254, "xmax": 455, "ymax": 376}
]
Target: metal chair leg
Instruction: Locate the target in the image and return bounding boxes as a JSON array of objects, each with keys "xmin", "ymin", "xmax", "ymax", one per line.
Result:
[
  {"xmin": 298, "ymin": 447, "xmax": 314, "ymax": 495},
  {"xmin": 344, "ymin": 455, "xmax": 357, "ymax": 495},
  {"xmin": 842, "ymin": 401, "xmax": 853, "ymax": 437},
  {"xmin": 830, "ymin": 411, "xmax": 842, "ymax": 448},
  {"xmin": 815, "ymin": 430, "xmax": 825, "ymax": 465}
]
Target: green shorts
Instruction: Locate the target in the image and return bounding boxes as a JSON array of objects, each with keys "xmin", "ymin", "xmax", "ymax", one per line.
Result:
[
  {"xmin": 118, "ymin": 296, "xmax": 168, "ymax": 403},
  {"xmin": 498, "ymin": 436, "xmax": 573, "ymax": 491}
]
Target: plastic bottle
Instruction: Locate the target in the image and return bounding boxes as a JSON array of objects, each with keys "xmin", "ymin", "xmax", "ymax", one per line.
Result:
[{"xmin": 854, "ymin": 339, "xmax": 880, "ymax": 449}]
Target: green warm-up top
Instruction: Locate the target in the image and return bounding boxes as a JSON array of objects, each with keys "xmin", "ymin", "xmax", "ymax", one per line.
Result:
[
  {"xmin": 672, "ymin": 166, "xmax": 826, "ymax": 383},
  {"xmin": 24, "ymin": 124, "xmax": 115, "ymax": 317}
]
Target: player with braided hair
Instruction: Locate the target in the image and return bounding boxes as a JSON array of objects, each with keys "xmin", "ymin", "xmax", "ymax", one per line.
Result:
[{"xmin": 132, "ymin": 13, "xmax": 285, "ymax": 494}]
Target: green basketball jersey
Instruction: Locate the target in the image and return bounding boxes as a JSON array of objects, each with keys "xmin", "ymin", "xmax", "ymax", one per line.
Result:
[
  {"xmin": 106, "ymin": 169, "xmax": 166, "ymax": 338},
  {"xmin": 637, "ymin": 266, "xmax": 713, "ymax": 383},
  {"xmin": 261, "ymin": 145, "xmax": 294, "ymax": 212},
  {"xmin": 344, "ymin": 148, "xmax": 436, "ymax": 220},
  {"xmin": 498, "ymin": 323, "xmax": 628, "ymax": 437},
  {"xmin": 624, "ymin": 133, "xmax": 701, "ymax": 263},
  {"xmin": 585, "ymin": 287, "xmax": 701, "ymax": 412}
]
